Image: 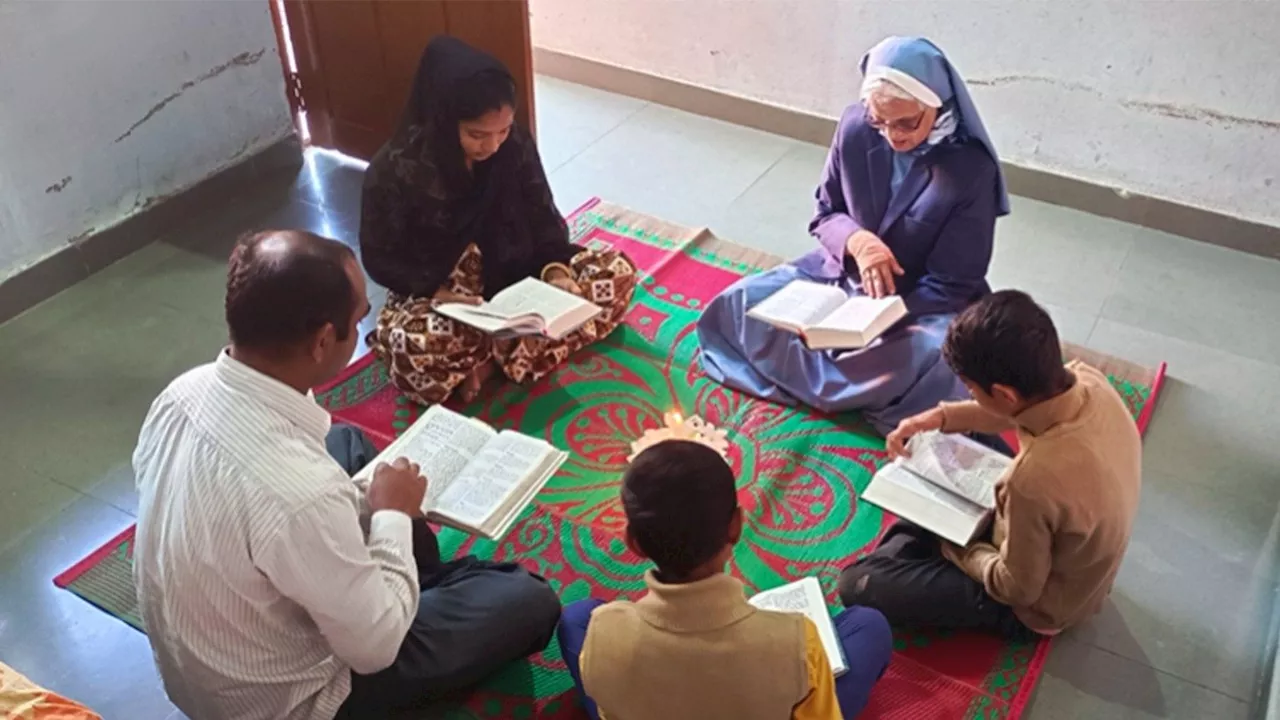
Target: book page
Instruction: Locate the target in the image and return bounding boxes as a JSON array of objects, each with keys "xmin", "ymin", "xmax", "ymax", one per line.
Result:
[
  {"xmin": 487, "ymin": 277, "xmax": 590, "ymax": 323},
  {"xmin": 483, "ymin": 446, "xmax": 568, "ymax": 539},
  {"xmin": 863, "ymin": 462, "xmax": 990, "ymax": 546},
  {"xmin": 433, "ymin": 430, "xmax": 553, "ymax": 528},
  {"xmin": 350, "ymin": 405, "xmax": 494, "ymax": 511},
  {"xmin": 748, "ymin": 281, "xmax": 847, "ymax": 331},
  {"xmin": 433, "ymin": 303, "xmax": 516, "ymax": 332},
  {"xmin": 811, "ymin": 294, "xmax": 903, "ymax": 334},
  {"xmin": 880, "ymin": 461, "xmax": 986, "ymax": 516},
  {"xmin": 350, "ymin": 405, "xmax": 495, "ymax": 500},
  {"xmin": 902, "ymin": 432, "xmax": 1010, "ymax": 509},
  {"xmin": 748, "ymin": 577, "xmax": 847, "ymax": 676}
]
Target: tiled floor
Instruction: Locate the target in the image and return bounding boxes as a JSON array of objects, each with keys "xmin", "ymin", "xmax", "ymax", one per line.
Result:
[{"xmin": 1, "ymin": 76, "xmax": 1276, "ymax": 719}]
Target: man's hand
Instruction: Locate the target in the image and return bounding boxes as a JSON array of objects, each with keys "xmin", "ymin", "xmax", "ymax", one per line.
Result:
[
  {"xmin": 366, "ymin": 457, "xmax": 427, "ymax": 517},
  {"xmin": 846, "ymin": 230, "xmax": 905, "ymax": 299},
  {"xmin": 885, "ymin": 407, "xmax": 946, "ymax": 459}
]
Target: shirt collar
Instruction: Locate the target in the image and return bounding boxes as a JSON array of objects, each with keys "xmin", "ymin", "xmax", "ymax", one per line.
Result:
[
  {"xmin": 1014, "ymin": 369, "xmax": 1086, "ymax": 437},
  {"xmin": 633, "ymin": 570, "xmax": 755, "ymax": 633},
  {"xmin": 214, "ymin": 350, "xmax": 331, "ymax": 441}
]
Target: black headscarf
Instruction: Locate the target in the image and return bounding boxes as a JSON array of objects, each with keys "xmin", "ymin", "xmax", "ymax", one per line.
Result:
[{"xmin": 360, "ymin": 36, "xmax": 576, "ymax": 299}]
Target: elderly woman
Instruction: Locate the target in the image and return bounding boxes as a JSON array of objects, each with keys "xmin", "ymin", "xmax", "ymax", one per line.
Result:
[
  {"xmin": 696, "ymin": 36, "xmax": 1008, "ymax": 434},
  {"xmin": 361, "ymin": 37, "xmax": 636, "ymax": 406}
]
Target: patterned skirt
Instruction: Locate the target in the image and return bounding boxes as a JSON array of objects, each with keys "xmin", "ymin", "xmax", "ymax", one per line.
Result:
[{"xmin": 368, "ymin": 244, "xmax": 637, "ymax": 406}]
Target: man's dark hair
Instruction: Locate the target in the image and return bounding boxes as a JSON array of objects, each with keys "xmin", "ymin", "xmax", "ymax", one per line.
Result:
[
  {"xmin": 225, "ymin": 230, "xmax": 357, "ymax": 353},
  {"xmin": 943, "ymin": 290, "xmax": 1070, "ymax": 399},
  {"xmin": 622, "ymin": 440, "xmax": 738, "ymax": 579}
]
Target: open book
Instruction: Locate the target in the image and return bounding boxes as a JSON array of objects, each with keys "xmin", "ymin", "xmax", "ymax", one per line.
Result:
[
  {"xmin": 435, "ymin": 277, "xmax": 603, "ymax": 340},
  {"xmin": 747, "ymin": 280, "xmax": 907, "ymax": 350},
  {"xmin": 861, "ymin": 431, "xmax": 1012, "ymax": 546},
  {"xmin": 352, "ymin": 405, "xmax": 567, "ymax": 540},
  {"xmin": 748, "ymin": 577, "xmax": 848, "ymax": 676}
]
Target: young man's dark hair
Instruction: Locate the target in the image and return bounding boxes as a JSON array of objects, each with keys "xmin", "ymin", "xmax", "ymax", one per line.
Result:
[
  {"xmin": 942, "ymin": 290, "xmax": 1071, "ymax": 400},
  {"xmin": 225, "ymin": 230, "xmax": 358, "ymax": 354},
  {"xmin": 621, "ymin": 440, "xmax": 739, "ymax": 579}
]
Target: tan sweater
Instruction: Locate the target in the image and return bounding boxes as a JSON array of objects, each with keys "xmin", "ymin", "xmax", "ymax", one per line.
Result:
[
  {"xmin": 940, "ymin": 361, "xmax": 1142, "ymax": 632},
  {"xmin": 581, "ymin": 572, "xmax": 815, "ymax": 720}
]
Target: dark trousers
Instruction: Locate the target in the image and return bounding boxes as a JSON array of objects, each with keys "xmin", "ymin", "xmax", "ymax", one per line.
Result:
[
  {"xmin": 557, "ymin": 597, "xmax": 893, "ymax": 719},
  {"xmin": 837, "ymin": 520, "xmax": 1033, "ymax": 640},
  {"xmin": 325, "ymin": 425, "xmax": 563, "ymax": 718}
]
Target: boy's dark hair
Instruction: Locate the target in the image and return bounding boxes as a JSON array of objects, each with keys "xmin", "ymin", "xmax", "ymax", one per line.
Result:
[
  {"xmin": 943, "ymin": 290, "xmax": 1070, "ymax": 399},
  {"xmin": 622, "ymin": 440, "xmax": 738, "ymax": 579},
  {"xmin": 225, "ymin": 230, "xmax": 357, "ymax": 354}
]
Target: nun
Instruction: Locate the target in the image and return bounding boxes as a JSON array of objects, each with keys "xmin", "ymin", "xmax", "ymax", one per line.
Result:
[{"xmin": 696, "ymin": 36, "xmax": 1009, "ymax": 434}]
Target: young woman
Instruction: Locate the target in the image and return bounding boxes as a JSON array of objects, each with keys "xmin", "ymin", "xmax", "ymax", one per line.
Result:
[
  {"xmin": 361, "ymin": 36, "xmax": 636, "ymax": 406},
  {"xmin": 696, "ymin": 36, "xmax": 1009, "ymax": 434}
]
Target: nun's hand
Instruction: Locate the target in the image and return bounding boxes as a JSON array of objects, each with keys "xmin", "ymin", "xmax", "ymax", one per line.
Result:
[{"xmin": 846, "ymin": 230, "xmax": 904, "ymax": 299}]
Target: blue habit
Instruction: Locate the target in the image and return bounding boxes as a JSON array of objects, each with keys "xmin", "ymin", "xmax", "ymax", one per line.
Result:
[{"xmin": 696, "ymin": 39, "xmax": 1006, "ymax": 434}]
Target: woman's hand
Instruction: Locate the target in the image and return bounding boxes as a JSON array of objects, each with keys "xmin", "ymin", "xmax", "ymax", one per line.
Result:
[
  {"xmin": 433, "ymin": 287, "xmax": 482, "ymax": 306},
  {"xmin": 542, "ymin": 265, "xmax": 583, "ymax": 295},
  {"xmin": 846, "ymin": 230, "xmax": 904, "ymax": 299}
]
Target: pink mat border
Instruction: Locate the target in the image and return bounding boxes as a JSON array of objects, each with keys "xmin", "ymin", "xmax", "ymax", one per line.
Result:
[{"xmin": 53, "ymin": 524, "xmax": 135, "ymax": 589}]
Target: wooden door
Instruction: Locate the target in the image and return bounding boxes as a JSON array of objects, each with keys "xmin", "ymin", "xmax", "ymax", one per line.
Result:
[{"xmin": 280, "ymin": 0, "xmax": 535, "ymax": 160}]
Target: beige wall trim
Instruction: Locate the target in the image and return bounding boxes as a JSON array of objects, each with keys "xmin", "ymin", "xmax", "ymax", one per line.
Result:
[{"xmin": 535, "ymin": 47, "xmax": 1280, "ymax": 259}]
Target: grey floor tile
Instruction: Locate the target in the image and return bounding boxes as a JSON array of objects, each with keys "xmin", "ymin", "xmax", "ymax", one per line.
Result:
[
  {"xmin": 1069, "ymin": 472, "xmax": 1275, "ymax": 699},
  {"xmin": 145, "ymin": 203, "xmax": 360, "ymax": 325},
  {"xmin": 295, "ymin": 161, "xmax": 366, "ymax": 220},
  {"xmin": 1029, "ymin": 638, "xmax": 1249, "ymax": 719},
  {"xmin": 1085, "ymin": 320, "xmax": 1280, "ymax": 499},
  {"xmin": 0, "ymin": 472, "xmax": 81, "ymax": 554},
  {"xmin": 0, "ymin": 493, "xmax": 177, "ymax": 718},
  {"xmin": 83, "ymin": 462, "xmax": 141, "ymax": 517},
  {"xmin": 548, "ymin": 103, "xmax": 797, "ymax": 230},
  {"xmin": 0, "ymin": 279, "xmax": 227, "ymax": 493},
  {"xmin": 1039, "ymin": 301, "xmax": 1098, "ymax": 347},
  {"xmin": 711, "ymin": 142, "xmax": 828, "ymax": 259},
  {"xmin": 1102, "ymin": 225, "xmax": 1280, "ymax": 367},
  {"xmin": 533, "ymin": 76, "xmax": 647, "ymax": 173},
  {"xmin": 288, "ymin": 146, "xmax": 358, "ymax": 207},
  {"xmin": 989, "ymin": 195, "xmax": 1138, "ymax": 317}
]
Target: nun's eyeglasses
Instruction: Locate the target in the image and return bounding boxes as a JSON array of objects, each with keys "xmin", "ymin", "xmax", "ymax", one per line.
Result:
[{"xmin": 866, "ymin": 110, "xmax": 926, "ymax": 134}]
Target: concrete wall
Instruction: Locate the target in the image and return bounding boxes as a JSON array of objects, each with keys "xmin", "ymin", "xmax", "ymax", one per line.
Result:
[
  {"xmin": 531, "ymin": 0, "xmax": 1280, "ymax": 228},
  {"xmin": 0, "ymin": 1, "xmax": 293, "ymax": 280}
]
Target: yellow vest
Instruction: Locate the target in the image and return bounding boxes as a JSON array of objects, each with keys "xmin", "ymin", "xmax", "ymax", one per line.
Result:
[{"xmin": 581, "ymin": 571, "xmax": 810, "ymax": 720}]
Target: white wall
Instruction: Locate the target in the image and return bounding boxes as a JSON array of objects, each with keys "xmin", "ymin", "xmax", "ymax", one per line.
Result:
[
  {"xmin": 0, "ymin": 1, "xmax": 293, "ymax": 280},
  {"xmin": 532, "ymin": 0, "xmax": 1280, "ymax": 227}
]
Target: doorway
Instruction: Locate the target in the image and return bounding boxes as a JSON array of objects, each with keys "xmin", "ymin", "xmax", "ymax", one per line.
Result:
[{"xmin": 267, "ymin": 0, "xmax": 535, "ymax": 160}]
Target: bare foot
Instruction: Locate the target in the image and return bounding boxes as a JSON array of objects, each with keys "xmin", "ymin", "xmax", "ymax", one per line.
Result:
[{"xmin": 457, "ymin": 361, "xmax": 497, "ymax": 403}]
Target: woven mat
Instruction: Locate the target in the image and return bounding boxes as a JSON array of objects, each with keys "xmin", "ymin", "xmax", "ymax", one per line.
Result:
[{"xmin": 56, "ymin": 198, "xmax": 1166, "ymax": 719}]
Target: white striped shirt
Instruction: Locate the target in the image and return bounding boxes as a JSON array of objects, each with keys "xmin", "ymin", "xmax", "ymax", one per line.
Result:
[{"xmin": 133, "ymin": 351, "xmax": 419, "ymax": 720}]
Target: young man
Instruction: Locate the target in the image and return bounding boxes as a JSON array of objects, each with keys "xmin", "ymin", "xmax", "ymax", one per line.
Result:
[
  {"xmin": 839, "ymin": 290, "xmax": 1142, "ymax": 637},
  {"xmin": 557, "ymin": 440, "xmax": 893, "ymax": 720},
  {"xmin": 132, "ymin": 230, "xmax": 560, "ymax": 720}
]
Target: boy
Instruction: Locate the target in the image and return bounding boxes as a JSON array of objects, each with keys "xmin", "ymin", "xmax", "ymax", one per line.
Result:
[
  {"xmin": 839, "ymin": 290, "xmax": 1142, "ymax": 637},
  {"xmin": 557, "ymin": 440, "xmax": 893, "ymax": 719}
]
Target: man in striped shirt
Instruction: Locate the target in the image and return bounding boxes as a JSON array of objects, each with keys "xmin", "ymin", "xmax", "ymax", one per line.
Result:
[{"xmin": 133, "ymin": 230, "xmax": 561, "ymax": 720}]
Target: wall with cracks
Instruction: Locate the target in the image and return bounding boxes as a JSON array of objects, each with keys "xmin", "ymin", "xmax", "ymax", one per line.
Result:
[
  {"xmin": 533, "ymin": 0, "xmax": 1280, "ymax": 228},
  {"xmin": 0, "ymin": 1, "xmax": 293, "ymax": 279}
]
